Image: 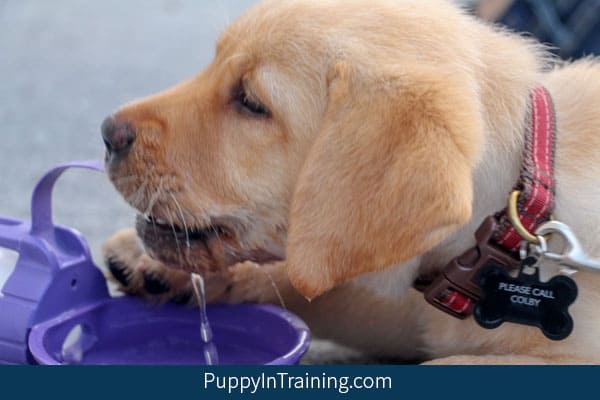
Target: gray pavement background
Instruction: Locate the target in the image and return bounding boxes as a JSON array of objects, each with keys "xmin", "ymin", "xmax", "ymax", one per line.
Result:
[{"xmin": 0, "ymin": 0, "xmax": 256, "ymax": 263}]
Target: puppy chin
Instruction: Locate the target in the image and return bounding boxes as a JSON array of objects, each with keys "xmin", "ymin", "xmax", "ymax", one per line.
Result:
[
  {"xmin": 135, "ymin": 214, "xmax": 227, "ymax": 273},
  {"xmin": 135, "ymin": 214, "xmax": 285, "ymax": 274}
]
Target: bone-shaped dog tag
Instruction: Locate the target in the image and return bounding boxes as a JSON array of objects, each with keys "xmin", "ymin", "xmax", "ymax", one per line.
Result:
[{"xmin": 474, "ymin": 257, "xmax": 578, "ymax": 341}]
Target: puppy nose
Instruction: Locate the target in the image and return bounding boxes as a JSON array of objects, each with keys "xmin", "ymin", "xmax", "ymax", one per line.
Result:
[{"xmin": 101, "ymin": 116, "xmax": 136, "ymax": 155}]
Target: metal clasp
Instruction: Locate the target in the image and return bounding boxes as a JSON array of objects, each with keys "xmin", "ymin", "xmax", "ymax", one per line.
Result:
[{"xmin": 534, "ymin": 220, "xmax": 600, "ymax": 273}]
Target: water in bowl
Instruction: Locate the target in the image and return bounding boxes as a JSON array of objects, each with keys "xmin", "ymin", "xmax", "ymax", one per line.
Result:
[{"xmin": 58, "ymin": 273, "xmax": 220, "ymax": 365}]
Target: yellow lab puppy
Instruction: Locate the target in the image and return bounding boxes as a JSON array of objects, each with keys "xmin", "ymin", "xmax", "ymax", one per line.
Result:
[{"xmin": 101, "ymin": 0, "xmax": 600, "ymax": 364}]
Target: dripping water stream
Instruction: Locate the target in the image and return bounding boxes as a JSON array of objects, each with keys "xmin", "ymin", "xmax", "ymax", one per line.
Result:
[{"xmin": 191, "ymin": 273, "xmax": 219, "ymax": 365}]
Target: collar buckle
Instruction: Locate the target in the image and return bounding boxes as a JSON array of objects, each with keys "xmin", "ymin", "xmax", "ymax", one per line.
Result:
[{"xmin": 423, "ymin": 217, "xmax": 521, "ymax": 318}]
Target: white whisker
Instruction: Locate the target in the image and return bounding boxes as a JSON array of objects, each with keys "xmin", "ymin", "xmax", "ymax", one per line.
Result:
[
  {"xmin": 166, "ymin": 208, "xmax": 184, "ymax": 266},
  {"xmin": 112, "ymin": 175, "xmax": 139, "ymax": 185},
  {"xmin": 144, "ymin": 177, "xmax": 164, "ymax": 217},
  {"xmin": 145, "ymin": 177, "xmax": 165, "ymax": 236},
  {"xmin": 125, "ymin": 178, "xmax": 148, "ymax": 209},
  {"xmin": 170, "ymin": 192, "xmax": 191, "ymax": 249},
  {"xmin": 254, "ymin": 264, "xmax": 286, "ymax": 310}
]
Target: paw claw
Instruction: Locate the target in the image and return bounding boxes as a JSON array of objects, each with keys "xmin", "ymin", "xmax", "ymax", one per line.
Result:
[
  {"xmin": 143, "ymin": 273, "xmax": 171, "ymax": 294},
  {"xmin": 107, "ymin": 258, "xmax": 130, "ymax": 287},
  {"xmin": 172, "ymin": 290, "xmax": 193, "ymax": 305}
]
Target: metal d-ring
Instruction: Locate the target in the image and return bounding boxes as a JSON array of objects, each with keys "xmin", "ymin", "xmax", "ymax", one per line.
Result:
[{"xmin": 507, "ymin": 190, "xmax": 553, "ymax": 245}]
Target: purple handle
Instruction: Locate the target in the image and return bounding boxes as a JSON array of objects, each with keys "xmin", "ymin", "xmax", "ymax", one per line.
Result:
[
  {"xmin": 30, "ymin": 160, "xmax": 104, "ymax": 236},
  {"xmin": 0, "ymin": 217, "xmax": 27, "ymax": 252},
  {"xmin": 0, "ymin": 160, "xmax": 111, "ymax": 365}
]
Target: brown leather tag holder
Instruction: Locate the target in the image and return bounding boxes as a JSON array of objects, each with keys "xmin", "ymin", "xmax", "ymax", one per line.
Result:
[{"xmin": 422, "ymin": 217, "xmax": 521, "ymax": 319}]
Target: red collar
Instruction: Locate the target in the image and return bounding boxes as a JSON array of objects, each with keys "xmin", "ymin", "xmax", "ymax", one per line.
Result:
[{"xmin": 416, "ymin": 87, "xmax": 557, "ymax": 318}]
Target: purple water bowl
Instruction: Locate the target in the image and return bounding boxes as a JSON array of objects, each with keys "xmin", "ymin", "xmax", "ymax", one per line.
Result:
[
  {"xmin": 0, "ymin": 160, "xmax": 310, "ymax": 365},
  {"xmin": 29, "ymin": 298, "xmax": 310, "ymax": 365}
]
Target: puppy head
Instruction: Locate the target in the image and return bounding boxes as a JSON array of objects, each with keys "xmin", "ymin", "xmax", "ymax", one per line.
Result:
[
  {"xmin": 104, "ymin": 0, "xmax": 332, "ymax": 273},
  {"xmin": 103, "ymin": 0, "xmax": 484, "ymax": 293}
]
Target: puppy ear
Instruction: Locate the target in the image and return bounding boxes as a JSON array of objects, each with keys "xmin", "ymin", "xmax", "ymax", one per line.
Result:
[{"xmin": 287, "ymin": 63, "xmax": 484, "ymax": 299}]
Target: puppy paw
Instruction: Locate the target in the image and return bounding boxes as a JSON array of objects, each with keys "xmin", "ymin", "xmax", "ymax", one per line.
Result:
[
  {"xmin": 102, "ymin": 229, "xmax": 228, "ymax": 304},
  {"xmin": 220, "ymin": 261, "xmax": 289, "ymax": 306}
]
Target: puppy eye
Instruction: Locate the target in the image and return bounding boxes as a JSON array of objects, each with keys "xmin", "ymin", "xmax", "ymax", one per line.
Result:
[{"xmin": 234, "ymin": 85, "xmax": 270, "ymax": 117}]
